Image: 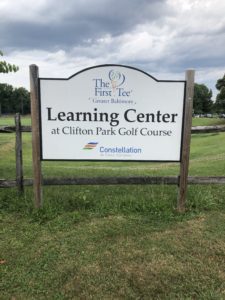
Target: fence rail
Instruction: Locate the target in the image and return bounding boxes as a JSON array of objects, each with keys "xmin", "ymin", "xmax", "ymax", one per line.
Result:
[
  {"xmin": 0, "ymin": 121, "xmax": 225, "ymax": 201},
  {"xmin": 1, "ymin": 176, "xmax": 225, "ymax": 188},
  {"xmin": 0, "ymin": 125, "xmax": 31, "ymax": 133}
]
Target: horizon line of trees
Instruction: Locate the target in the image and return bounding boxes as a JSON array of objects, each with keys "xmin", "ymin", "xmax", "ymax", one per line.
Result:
[
  {"xmin": 0, "ymin": 80, "xmax": 225, "ymax": 116},
  {"xmin": 0, "ymin": 83, "xmax": 30, "ymax": 115},
  {"xmin": 0, "ymin": 51, "xmax": 30, "ymax": 115},
  {"xmin": 193, "ymin": 74, "xmax": 225, "ymax": 115}
]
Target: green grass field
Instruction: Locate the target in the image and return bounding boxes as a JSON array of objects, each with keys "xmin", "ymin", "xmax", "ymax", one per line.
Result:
[
  {"xmin": 0, "ymin": 115, "xmax": 31, "ymax": 126},
  {"xmin": 192, "ymin": 117, "xmax": 225, "ymax": 127},
  {"xmin": 1, "ymin": 116, "xmax": 225, "ymax": 299}
]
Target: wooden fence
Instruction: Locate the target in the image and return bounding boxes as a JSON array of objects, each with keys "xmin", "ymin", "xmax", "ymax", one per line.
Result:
[{"xmin": 1, "ymin": 114, "xmax": 225, "ymax": 191}]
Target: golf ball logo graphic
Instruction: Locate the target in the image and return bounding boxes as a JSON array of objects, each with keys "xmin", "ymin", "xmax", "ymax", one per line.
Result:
[{"xmin": 109, "ymin": 70, "xmax": 125, "ymax": 93}]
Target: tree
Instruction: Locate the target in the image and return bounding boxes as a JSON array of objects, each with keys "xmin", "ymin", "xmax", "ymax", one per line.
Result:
[
  {"xmin": 0, "ymin": 83, "xmax": 30, "ymax": 115},
  {"xmin": 0, "ymin": 51, "xmax": 19, "ymax": 115},
  {"xmin": 0, "ymin": 83, "xmax": 14, "ymax": 114},
  {"xmin": 193, "ymin": 83, "xmax": 213, "ymax": 114},
  {"xmin": 12, "ymin": 87, "xmax": 30, "ymax": 114},
  {"xmin": 215, "ymin": 74, "xmax": 225, "ymax": 113},
  {"xmin": 0, "ymin": 50, "xmax": 19, "ymax": 73}
]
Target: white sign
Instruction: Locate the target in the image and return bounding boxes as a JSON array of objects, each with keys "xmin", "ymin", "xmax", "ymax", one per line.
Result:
[{"xmin": 39, "ymin": 65, "xmax": 185, "ymax": 161}]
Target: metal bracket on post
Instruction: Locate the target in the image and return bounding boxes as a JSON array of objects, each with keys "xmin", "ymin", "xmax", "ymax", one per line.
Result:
[{"xmin": 177, "ymin": 69, "xmax": 195, "ymax": 212}]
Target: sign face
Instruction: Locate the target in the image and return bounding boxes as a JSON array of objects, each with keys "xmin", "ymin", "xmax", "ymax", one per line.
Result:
[{"xmin": 39, "ymin": 65, "xmax": 186, "ymax": 161}]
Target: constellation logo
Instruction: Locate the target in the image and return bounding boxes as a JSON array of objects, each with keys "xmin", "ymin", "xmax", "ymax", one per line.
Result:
[{"xmin": 83, "ymin": 142, "xmax": 98, "ymax": 150}]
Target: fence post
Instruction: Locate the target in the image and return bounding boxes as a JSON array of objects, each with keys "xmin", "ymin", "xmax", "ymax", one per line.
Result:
[
  {"xmin": 15, "ymin": 113, "xmax": 24, "ymax": 193},
  {"xmin": 30, "ymin": 64, "xmax": 42, "ymax": 208},
  {"xmin": 177, "ymin": 69, "xmax": 195, "ymax": 212}
]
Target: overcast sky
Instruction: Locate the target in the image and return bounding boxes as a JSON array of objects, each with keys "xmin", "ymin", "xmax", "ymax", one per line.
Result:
[{"xmin": 0, "ymin": 0, "xmax": 225, "ymax": 98}]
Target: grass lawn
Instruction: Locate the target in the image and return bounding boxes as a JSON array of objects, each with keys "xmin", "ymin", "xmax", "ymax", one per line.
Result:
[
  {"xmin": 1, "ymin": 116, "xmax": 225, "ymax": 299},
  {"xmin": 192, "ymin": 117, "xmax": 225, "ymax": 127},
  {"xmin": 0, "ymin": 114, "xmax": 31, "ymax": 126}
]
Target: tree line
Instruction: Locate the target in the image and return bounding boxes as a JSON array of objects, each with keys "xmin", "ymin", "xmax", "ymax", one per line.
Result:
[
  {"xmin": 0, "ymin": 51, "xmax": 225, "ymax": 116},
  {"xmin": 0, "ymin": 84, "xmax": 30, "ymax": 115},
  {"xmin": 0, "ymin": 51, "xmax": 30, "ymax": 115},
  {"xmin": 1, "ymin": 80, "xmax": 225, "ymax": 116},
  {"xmin": 193, "ymin": 77, "xmax": 225, "ymax": 115}
]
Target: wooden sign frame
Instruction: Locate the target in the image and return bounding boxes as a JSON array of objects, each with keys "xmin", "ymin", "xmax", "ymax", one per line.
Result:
[{"xmin": 29, "ymin": 64, "xmax": 195, "ymax": 211}]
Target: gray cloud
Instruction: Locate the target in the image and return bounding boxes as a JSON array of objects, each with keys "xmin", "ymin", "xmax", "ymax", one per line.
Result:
[
  {"xmin": 0, "ymin": 0, "xmax": 225, "ymax": 97},
  {"xmin": 0, "ymin": 0, "xmax": 170, "ymax": 51}
]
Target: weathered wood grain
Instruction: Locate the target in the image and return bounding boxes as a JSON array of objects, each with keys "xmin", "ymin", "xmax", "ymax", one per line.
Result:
[
  {"xmin": 15, "ymin": 113, "xmax": 24, "ymax": 193},
  {"xmin": 178, "ymin": 70, "xmax": 195, "ymax": 212},
  {"xmin": 30, "ymin": 64, "xmax": 42, "ymax": 208}
]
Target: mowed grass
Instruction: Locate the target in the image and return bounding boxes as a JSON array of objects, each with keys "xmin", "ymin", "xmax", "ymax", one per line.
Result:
[
  {"xmin": 1, "ymin": 116, "xmax": 225, "ymax": 299},
  {"xmin": 0, "ymin": 115, "xmax": 31, "ymax": 126},
  {"xmin": 192, "ymin": 117, "xmax": 225, "ymax": 127}
]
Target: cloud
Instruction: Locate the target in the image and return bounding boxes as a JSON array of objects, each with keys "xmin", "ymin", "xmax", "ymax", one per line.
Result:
[
  {"xmin": 0, "ymin": 0, "xmax": 170, "ymax": 50},
  {"xmin": 0, "ymin": 0, "xmax": 224, "ymax": 99}
]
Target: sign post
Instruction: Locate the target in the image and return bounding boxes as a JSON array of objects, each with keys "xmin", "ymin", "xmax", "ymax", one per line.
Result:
[
  {"xmin": 30, "ymin": 64, "xmax": 42, "ymax": 208},
  {"xmin": 177, "ymin": 69, "xmax": 195, "ymax": 212},
  {"xmin": 15, "ymin": 113, "xmax": 24, "ymax": 193},
  {"xmin": 30, "ymin": 64, "xmax": 192, "ymax": 210}
]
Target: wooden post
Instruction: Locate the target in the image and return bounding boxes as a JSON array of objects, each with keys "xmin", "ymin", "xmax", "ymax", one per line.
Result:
[
  {"xmin": 177, "ymin": 69, "xmax": 195, "ymax": 212},
  {"xmin": 30, "ymin": 64, "xmax": 42, "ymax": 208},
  {"xmin": 15, "ymin": 113, "xmax": 24, "ymax": 193}
]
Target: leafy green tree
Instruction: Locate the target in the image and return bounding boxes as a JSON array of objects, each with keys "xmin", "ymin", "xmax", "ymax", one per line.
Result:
[
  {"xmin": 12, "ymin": 87, "xmax": 30, "ymax": 114},
  {"xmin": 215, "ymin": 74, "xmax": 225, "ymax": 113},
  {"xmin": 193, "ymin": 83, "xmax": 213, "ymax": 114},
  {"xmin": 0, "ymin": 83, "xmax": 30, "ymax": 115},
  {"xmin": 0, "ymin": 83, "xmax": 14, "ymax": 115},
  {"xmin": 0, "ymin": 50, "xmax": 19, "ymax": 73},
  {"xmin": 0, "ymin": 51, "xmax": 19, "ymax": 114}
]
